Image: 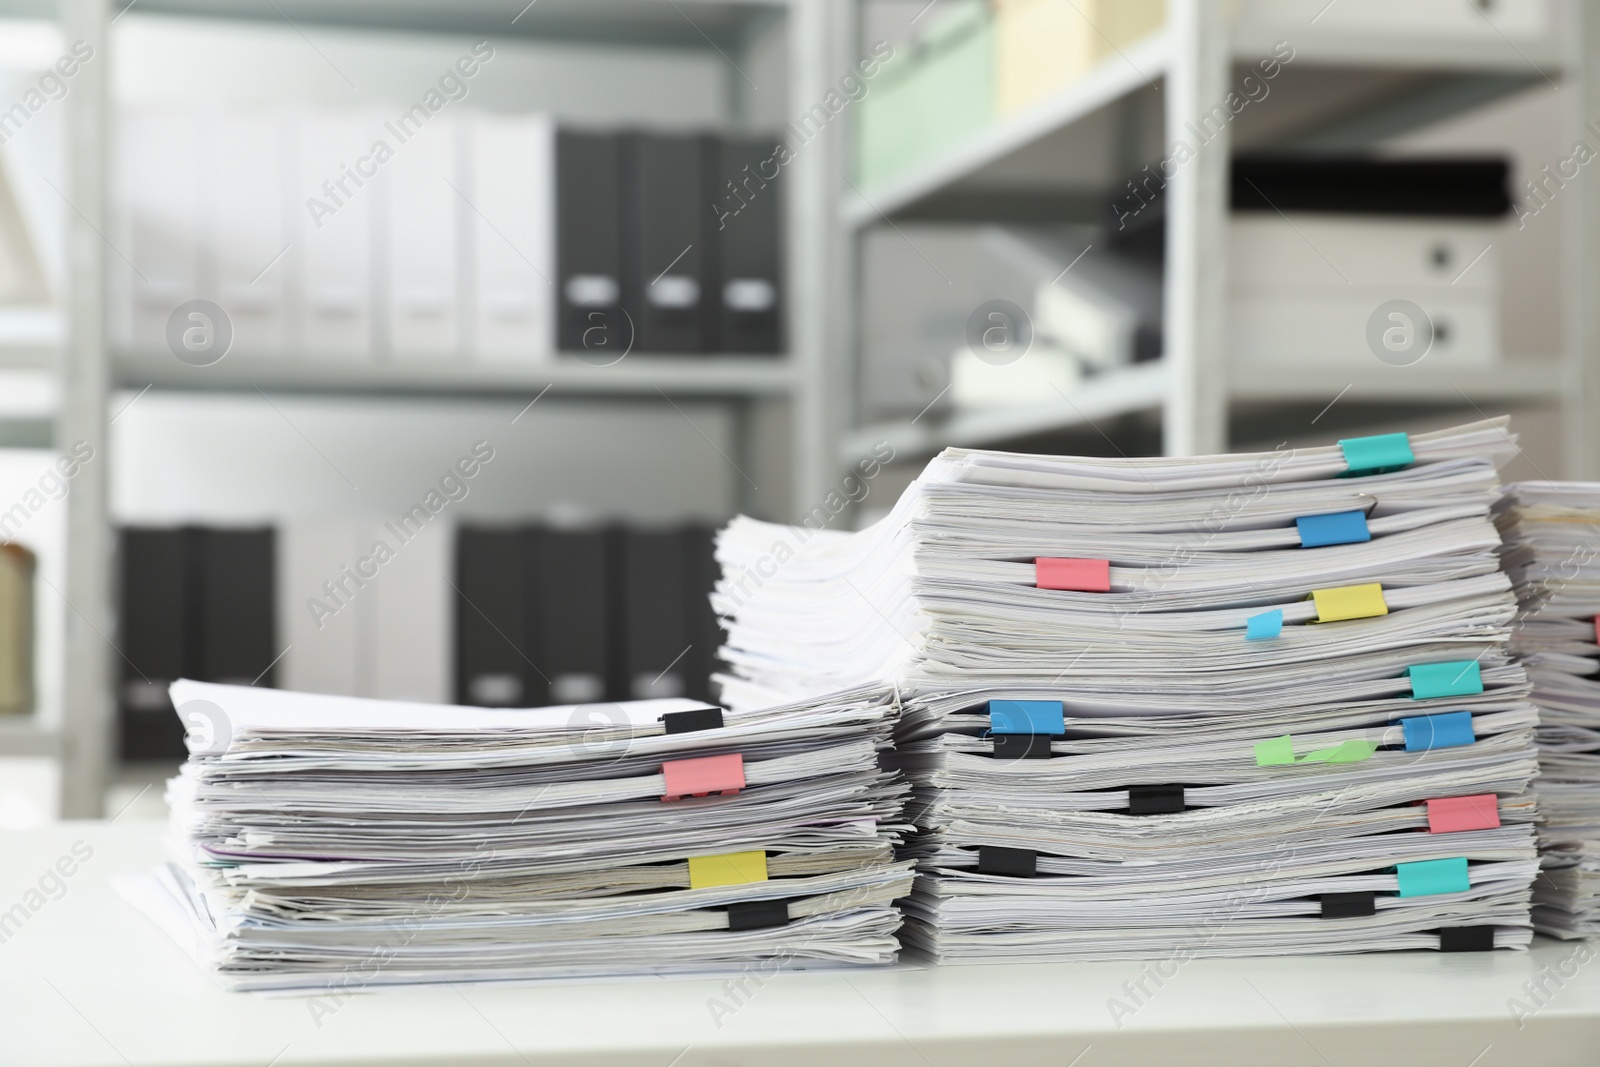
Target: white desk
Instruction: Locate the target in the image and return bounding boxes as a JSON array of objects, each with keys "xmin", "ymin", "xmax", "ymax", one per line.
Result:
[{"xmin": 4, "ymin": 821, "xmax": 1599, "ymax": 1067}]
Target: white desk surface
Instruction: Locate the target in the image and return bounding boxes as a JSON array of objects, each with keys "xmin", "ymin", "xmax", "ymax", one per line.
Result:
[{"xmin": 4, "ymin": 821, "xmax": 1600, "ymax": 1067}]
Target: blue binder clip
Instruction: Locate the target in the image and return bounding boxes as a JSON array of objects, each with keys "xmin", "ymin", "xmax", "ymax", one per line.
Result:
[
  {"xmin": 988, "ymin": 699, "xmax": 1065, "ymax": 735},
  {"xmin": 1400, "ymin": 710, "xmax": 1475, "ymax": 752},
  {"xmin": 1296, "ymin": 510, "xmax": 1371, "ymax": 548}
]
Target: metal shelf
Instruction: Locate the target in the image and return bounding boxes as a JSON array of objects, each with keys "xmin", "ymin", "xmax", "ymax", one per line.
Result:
[
  {"xmin": 1232, "ymin": 21, "xmax": 1567, "ymax": 74},
  {"xmin": 1229, "ymin": 360, "xmax": 1568, "ymax": 404},
  {"xmin": 842, "ymin": 29, "xmax": 1171, "ymax": 229},
  {"xmin": 0, "ymin": 367, "xmax": 57, "ymax": 444},
  {"xmin": 0, "ymin": 719, "xmax": 58, "ymax": 758},
  {"xmin": 114, "ymin": 0, "xmax": 787, "ymax": 48},
  {"xmin": 113, "ymin": 353, "xmax": 798, "ymax": 398},
  {"xmin": 842, "ymin": 356, "xmax": 1568, "ymax": 464},
  {"xmin": 0, "ymin": 346, "xmax": 58, "ymax": 370},
  {"xmin": 842, "ymin": 13, "xmax": 1568, "ymax": 230},
  {"xmin": 840, "ymin": 361, "xmax": 1169, "ymax": 462}
]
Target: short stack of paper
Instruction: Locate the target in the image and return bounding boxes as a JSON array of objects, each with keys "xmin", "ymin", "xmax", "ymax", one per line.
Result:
[
  {"xmin": 1497, "ymin": 481, "xmax": 1600, "ymax": 937},
  {"xmin": 119, "ymin": 681, "xmax": 912, "ymax": 990},
  {"xmin": 716, "ymin": 418, "xmax": 1539, "ymax": 960}
]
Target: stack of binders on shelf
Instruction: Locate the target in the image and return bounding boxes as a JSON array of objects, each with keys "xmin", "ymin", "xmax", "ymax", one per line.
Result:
[
  {"xmin": 454, "ymin": 523, "xmax": 722, "ymax": 709},
  {"xmin": 714, "ymin": 418, "xmax": 1540, "ymax": 960},
  {"xmin": 118, "ymin": 527, "xmax": 277, "ymax": 761},
  {"xmin": 558, "ymin": 130, "xmax": 784, "ymax": 357},
  {"xmin": 1496, "ymin": 481, "xmax": 1600, "ymax": 937},
  {"xmin": 116, "ymin": 107, "xmax": 783, "ymax": 363},
  {"xmin": 117, "ymin": 680, "xmax": 912, "ymax": 990}
]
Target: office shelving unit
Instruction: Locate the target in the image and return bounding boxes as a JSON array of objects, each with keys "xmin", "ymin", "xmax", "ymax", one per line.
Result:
[
  {"xmin": 14, "ymin": 0, "xmax": 1600, "ymax": 817},
  {"xmin": 115, "ymin": 353, "xmax": 801, "ymax": 398},
  {"xmin": 5, "ymin": 0, "xmax": 842, "ymax": 816},
  {"xmin": 833, "ymin": 0, "xmax": 1600, "ymax": 474}
]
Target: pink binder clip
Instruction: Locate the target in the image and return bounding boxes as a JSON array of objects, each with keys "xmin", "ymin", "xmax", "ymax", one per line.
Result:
[
  {"xmin": 1427, "ymin": 794, "xmax": 1500, "ymax": 834},
  {"xmin": 1035, "ymin": 557, "xmax": 1111, "ymax": 592},
  {"xmin": 662, "ymin": 753, "xmax": 745, "ymax": 801}
]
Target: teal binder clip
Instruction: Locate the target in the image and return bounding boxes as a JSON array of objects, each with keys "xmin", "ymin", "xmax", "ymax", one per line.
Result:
[
  {"xmin": 1409, "ymin": 661, "xmax": 1483, "ymax": 700},
  {"xmin": 1339, "ymin": 432, "xmax": 1414, "ymax": 475},
  {"xmin": 1396, "ymin": 857, "xmax": 1470, "ymax": 898}
]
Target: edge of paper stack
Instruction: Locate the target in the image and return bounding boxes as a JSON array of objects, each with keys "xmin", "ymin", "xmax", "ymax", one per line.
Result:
[{"xmin": 1497, "ymin": 481, "xmax": 1600, "ymax": 937}]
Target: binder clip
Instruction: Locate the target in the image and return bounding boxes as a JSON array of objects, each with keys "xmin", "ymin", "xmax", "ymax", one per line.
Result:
[
  {"xmin": 663, "ymin": 753, "xmax": 745, "ymax": 801},
  {"xmin": 726, "ymin": 898, "xmax": 789, "ymax": 931},
  {"xmin": 1320, "ymin": 891, "xmax": 1376, "ymax": 918},
  {"xmin": 661, "ymin": 706, "xmax": 725, "ymax": 734},
  {"xmin": 1126, "ymin": 785, "xmax": 1184, "ymax": 815},
  {"xmin": 977, "ymin": 845, "xmax": 1037, "ymax": 877}
]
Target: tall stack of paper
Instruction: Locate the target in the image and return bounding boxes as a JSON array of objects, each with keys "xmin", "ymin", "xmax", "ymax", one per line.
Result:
[
  {"xmin": 716, "ymin": 418, "xmax": 1539, "ymax": 960},
  {"xmin": 120, "ymin": 681, "xmax": 912, "ymax": 990},
  {"xmin": 1497, "ymin": 481, "xmax": 1600, "ymax": 937}
]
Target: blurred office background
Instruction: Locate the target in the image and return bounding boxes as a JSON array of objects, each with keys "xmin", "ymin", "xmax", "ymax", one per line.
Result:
[{"xmin": 0, "ymin": 0, "xmax": 1591, "ymax": 823}]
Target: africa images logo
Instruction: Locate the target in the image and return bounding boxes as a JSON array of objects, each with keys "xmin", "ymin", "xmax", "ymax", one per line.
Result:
[
  {"xmin": 166, "ymin": 299, "xmax": 234, "ymax": 366},
  {"xmin": 1365, "ymin": 299, "xmax": 1433, "ymax": 367}
]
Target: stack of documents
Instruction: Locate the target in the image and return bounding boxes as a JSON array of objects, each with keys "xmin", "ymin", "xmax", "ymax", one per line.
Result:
[
  {"xmin": 1497, "ymin": 481, "xmax": 1600, "ymax": 937},
  {"xmin": 119, "ymin": 681, "xmax": 912, "ymax": 990},
  {"xmin": 716, "ymin": 418, "xmax": 1539, "ymax": 959}
]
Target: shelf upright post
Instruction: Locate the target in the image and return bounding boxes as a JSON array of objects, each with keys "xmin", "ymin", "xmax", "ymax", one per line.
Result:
[
  {"xmin": 1162, "ymin": 0, "xmax": 1231, "ymax": 457},
  {"xmin": 57, "ymin": 0, "xmax": 114, "ymax": 818},
  {"xmin": 1565, "ymin": 0, "xmax": 1600, "ymax": 479},
  {"xmin": 787, "ymin": 0, "xmax": 846, "ymax": 520},
  {"xmin": 831, "ymin": 2, "xmax": 864, "ymax": 478}
]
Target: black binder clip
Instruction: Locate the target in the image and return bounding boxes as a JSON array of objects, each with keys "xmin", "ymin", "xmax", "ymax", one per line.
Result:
[
  {"xmin": 661, "ymin": 706, "xmax": 725, "ymax": 734},
  {"xmin": 977, "ymin": 845, "xmax": 1037, "ymax": 877},
  {"xmin": 992, "ymin": 734, "xmax": 1055, "ymax": 760},
  {"xmin": 1320, "ymin": 891, "xmax": 1376, "ymax": 918},
  {"xmin": 1126, "ymin": 785, "xmax": 1185, "ymax": 815},
  {"xmin": 726, "ymin": 899, "xmax": 789, "ymax": 931},
  {"xmin": 1438, "ymin": 926, "xmax": 1495, "ymax": 952}
]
